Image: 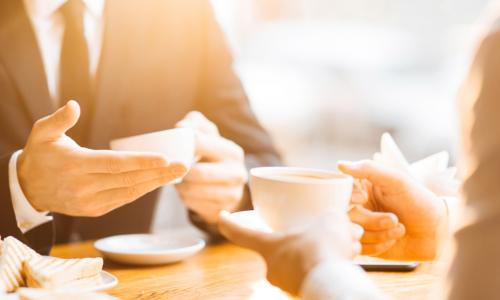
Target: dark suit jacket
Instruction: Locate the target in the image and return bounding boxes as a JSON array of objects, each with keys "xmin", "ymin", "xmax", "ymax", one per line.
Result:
[{"xmin": 0, "ymin": 0, "xmax": 281, "ymax": 254}]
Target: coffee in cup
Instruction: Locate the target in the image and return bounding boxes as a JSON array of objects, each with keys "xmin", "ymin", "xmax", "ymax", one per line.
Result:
[{"xmin": 250, "ymin": 167, "xmax": 353, "ymax": 232}]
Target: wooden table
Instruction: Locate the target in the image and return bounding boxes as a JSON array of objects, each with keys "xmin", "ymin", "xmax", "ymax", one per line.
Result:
[{"xmin": 52, "ymin": 242, "xmax": 445, "ymax": 300}]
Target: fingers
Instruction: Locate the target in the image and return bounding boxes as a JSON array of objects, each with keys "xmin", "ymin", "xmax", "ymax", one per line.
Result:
[
  {"xmin": 92, "ymin": 173, "xmax": 178, "ymax": 214},
  {"xmin": 351, "ymin": 223, "xmax": 364, "ymax": 240},
  {"xmin": 177, "ymin": 184, "xmax": 244, "ymax": 206},
  {"xmin": 176, "ymin": 111, "xmax": 219, "ymax": 136},
  {"xmin": 338, "ymin": 160, "xmax": 405, "ymax": 188},
  {"xmin": 81, "ymin": 150, "xmax": 171, "ymax": 174},
  {"xmin": 185, "ymin": 198, "xmax": 226, "ymax": 224},
  {"xmin": 89, "ymin": 163, "xmax": 188, "ymax": 192},
  {"xmin": 176, "ymin": 111, "xmax": 243, "ymax": 163},
  {"xmin": 32, "ymin": 100, "xmax": 81, "ymax": 142},
  {"xmin": 196, "ymin": 133, "xmax": 244, "ymax": 162},
  {"xmin": 351, "ymin": 180, "xmax": 369, "ymax": 205},
  {"xmin": 352, "ymin": 241, "xmax": 362, "ymax": 257},
  {"xmin": 351, "ymin": 223, "xmax": 364, "ymax": 257},
  {"xmin": 360, "ymin": 223, "xmax": 405, "ymax": 244},
  {"xmin": 182, "ymin": 162, "xmax": 248, "ymax": 185},
  {"xmin": 349, "ymin": 206, "xmax": 405, "ymax": 256},
  {"xmin": 218, "ymin": 211, "xmax": 275, "ymax": 252},
  {"xmin": 362, "ymin": 239, "xmax": 397, "ymax": 256},
  {"xmin": 349, "ymin": 205, "xmax": 398, "ymax": 231}
]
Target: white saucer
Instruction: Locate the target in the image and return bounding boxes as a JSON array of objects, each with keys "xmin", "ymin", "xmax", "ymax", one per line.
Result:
[
  {"xmin": 225, "ymin": 210, "xmax": 273, "ymax": 234},
  {"xmin": 95, "ymin": 233, "xmax": 205, "ymax": 266}
]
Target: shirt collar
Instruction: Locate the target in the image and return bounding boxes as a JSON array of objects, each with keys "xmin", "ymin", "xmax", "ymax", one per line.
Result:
[{"xmin": 23, "ymin": 0, "xmax": 105, "ymax": 19}]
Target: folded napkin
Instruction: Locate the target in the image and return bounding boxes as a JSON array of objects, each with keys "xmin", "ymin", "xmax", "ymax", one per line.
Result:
[{"xmin": 373, "ymin": 133, "xmax": 460, "ymax": 198}]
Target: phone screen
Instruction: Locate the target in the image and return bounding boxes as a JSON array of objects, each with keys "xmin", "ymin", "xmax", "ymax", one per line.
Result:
[{"xmin": 358, "ymin": 261, "xmax": 419, "ymax": 272}]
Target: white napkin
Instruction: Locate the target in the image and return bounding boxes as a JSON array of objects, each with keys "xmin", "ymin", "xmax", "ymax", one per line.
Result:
[{"xmin": 373, "ymin": 133, "xmax": 460, "ymax": 198}]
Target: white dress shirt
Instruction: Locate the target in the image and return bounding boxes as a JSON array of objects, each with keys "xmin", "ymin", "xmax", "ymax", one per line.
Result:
[{"xmin": 10, "ymin": 0, "xmax": 105, "ymax": 233}]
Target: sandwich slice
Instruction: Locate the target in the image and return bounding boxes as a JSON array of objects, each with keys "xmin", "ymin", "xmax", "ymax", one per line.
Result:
[
  {"xmin": 0, "ymin": 237, "xmax": 39, "ymax": 292},
  {"xmin": 24, "ymin": 256, "xmax": 103, "ymax": 289}
]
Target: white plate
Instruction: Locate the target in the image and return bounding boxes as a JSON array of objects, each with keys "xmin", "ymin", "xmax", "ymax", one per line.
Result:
[
  {"xmin": 77, "ymin": 271, "xmax": 118, "ymax": 293},
  {"xmin": 49, "ymin": 271, "xmax": 118, "ymax": 293},
  {"xmin": 95, "ymin": 233, "xmax": 205, "ymax": 266},
  {"xmin": 225, "ymin": 210, "xmax": 273, "ymax": 233},
  {"xmin": 2, "ymin": 272, "xmax": 118, "ymax": 300}
]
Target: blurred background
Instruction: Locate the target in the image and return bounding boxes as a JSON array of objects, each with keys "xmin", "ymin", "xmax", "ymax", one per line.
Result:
[{"xmin": 154, "ymin": 0, "xmax": 497, "ymax": 231}]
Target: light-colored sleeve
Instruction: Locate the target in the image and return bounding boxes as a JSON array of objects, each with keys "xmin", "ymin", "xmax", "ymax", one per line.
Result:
[
  {"xmin": 8, "ymin": 150, "xmax": 52, "ymax": 233},
  {"xmin": 446, "ymin": 27, "xmax": 500, "ymax": 300},
  {"xmin": 300, "ymin": 259, "xmax": 386, "ymax": 300}
]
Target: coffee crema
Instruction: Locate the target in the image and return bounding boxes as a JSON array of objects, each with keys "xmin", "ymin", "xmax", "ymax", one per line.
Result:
[{"xmin": 258, "ymin": 171, "xmax": 348, "ymax": 185}]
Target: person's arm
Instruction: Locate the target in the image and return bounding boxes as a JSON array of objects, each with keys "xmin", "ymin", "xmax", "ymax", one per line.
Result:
[
  {"xmin": 196, "ymin": 2, "xmax": 282, "ymax": 169},
  {"xmin": 218, "ymin": 210, "xmax": 386, "ymax": 299},
  {"xmin": 1, "ymin": 101, "xmax": 187, "ymax": 253},
  {"xmin": 0, "ymin": 152, "xmax": 54, "ymax": 254},
  {"xmin": 177, "ymin": 2, "xmax": 281, "ymax": 237},
  {"xmin": 9, "ymin": 150, "xmax": 53, "ymax": 234},
  {"xmin": 446, "ymin": 29, "xmax": 500, "ymax": 300},
  {"xmin": 301, "ymin": 259, "xmax": 385, "ymax": 300}
]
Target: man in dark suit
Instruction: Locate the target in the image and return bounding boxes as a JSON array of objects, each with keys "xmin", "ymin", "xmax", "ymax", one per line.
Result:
[{"xmin": 0, "ymin": 0, "xmax": 281, "ymax": 254}]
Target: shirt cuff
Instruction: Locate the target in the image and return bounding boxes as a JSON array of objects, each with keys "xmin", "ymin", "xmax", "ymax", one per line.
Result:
[
  {"xmin": 300, "ymin": 258, "xmax": 386, "ymax": 300},
  {"xmin": 9, "ymin": 150, "xmax": 52, "ymax": 233}
]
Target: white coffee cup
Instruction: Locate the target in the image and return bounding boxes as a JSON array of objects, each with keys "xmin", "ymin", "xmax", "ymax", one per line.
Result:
[
  {"xmin": 110, "ymin": 128, "xmax": 196, "ymax": 184},
  {"xmin": 250, "ymin": 167, "xmax": 353, "ymax": 232}
]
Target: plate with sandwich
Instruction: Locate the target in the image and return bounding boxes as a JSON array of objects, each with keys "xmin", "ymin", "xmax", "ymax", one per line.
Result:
[
  {"xmin": 0, "ymin": 236, "xmax": 118, "ymax": 297},
  {"xmin": 24, "ymin": 256, "xmax": 117, "ymax": 293}
]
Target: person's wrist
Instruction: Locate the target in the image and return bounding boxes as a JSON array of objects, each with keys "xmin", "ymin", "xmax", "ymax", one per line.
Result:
[
  {"xmin": 296, "ymin": 251, "xmax": 345, "ymax": 295},
  {"xmin": 17, "ymin": 150, "xmax": 45, "ymax": 213},
  {"xmin": 299, "ymin": 242, "xmax": 344, "ymax": 284}
]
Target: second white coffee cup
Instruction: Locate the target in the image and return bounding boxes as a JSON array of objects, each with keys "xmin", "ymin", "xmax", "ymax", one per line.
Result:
[
  {"xmin": 250, "ymin": 167, "xmax": 353, "ymax": 232},
  {"xmin": 110, "ymin": 128, "xmax": 196, "ymax": 184}
]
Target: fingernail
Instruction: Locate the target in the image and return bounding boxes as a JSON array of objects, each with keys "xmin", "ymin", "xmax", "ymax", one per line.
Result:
[
  {"xmin": 380, "ymin": 218, "xmax": 395, "ymax": 228},
  {"xmin": 176, "ymin": 120, "xmax": 187, "ymax": 128},
  {"xmin": 170, "ymin": 163, "xmax": 187, "ymax": 177},
  {"xmin": 338, "ymin": 160, "xmax": 357, "ymax": 171},
  {"xmin": 338, "ymin": 160, "xmax": 351, "ymax": 167},
  {"xmin": 352, "ymin": 224, "xmax": 364, "ymax": 239},
  {"xmin": 153, "ymin": 157, "xmax": 170, "ymax": 168},
  {"xmin": 391, "ymin": 227, "xmax": 405, "ymax": 239},
  {"xmin": 353, "ymin": 242, "xmax": 362, "ymax": 257}
]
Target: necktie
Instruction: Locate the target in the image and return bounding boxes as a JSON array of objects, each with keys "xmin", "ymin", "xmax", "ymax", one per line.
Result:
[
  {"xmin": 59, "ymin": 0, "xmax": 93, "ymax": 145},
  {"xmin": 57, "ymin": 0, "xmax": 92, "ymax": 243}
]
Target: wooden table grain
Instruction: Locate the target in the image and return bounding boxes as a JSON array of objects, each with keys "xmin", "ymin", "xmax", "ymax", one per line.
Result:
[{"xmin": 51, "ymin": 241, "xmax": 445, "ymax": 300}]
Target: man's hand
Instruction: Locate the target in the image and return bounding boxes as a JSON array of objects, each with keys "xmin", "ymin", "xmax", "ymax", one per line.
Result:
[
  {"xmin": 339, "ymin": 160, "xmax": 447, "ymax": 260},
  {"xmin": 18, "ymin": 100, "xmax": 188, "ymax": 217},
  {"xmin": 175, "ymin": 112, "xmax": 248, "ymax": 224},
  {"xmin": 219, "ymin": 211, "xmax": 363, "ymax": 296}
]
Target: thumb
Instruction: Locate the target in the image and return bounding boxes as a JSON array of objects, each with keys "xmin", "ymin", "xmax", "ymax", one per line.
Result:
[
  {"xmin": 218, "ymin": 211, "xmax": 275, "ymax": 253},
  {"xmin": 32, "ymin": 100, "xmax": 80, "ymax": 142},
  {"xmin": 338, "ymin": 160, "xmax": 403, "ymax": 188}
]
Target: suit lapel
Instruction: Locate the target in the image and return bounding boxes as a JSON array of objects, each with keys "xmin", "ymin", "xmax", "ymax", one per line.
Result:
[{"xmin": 0, "ymin": 1, "xmax": 53, "ymax": 123}]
